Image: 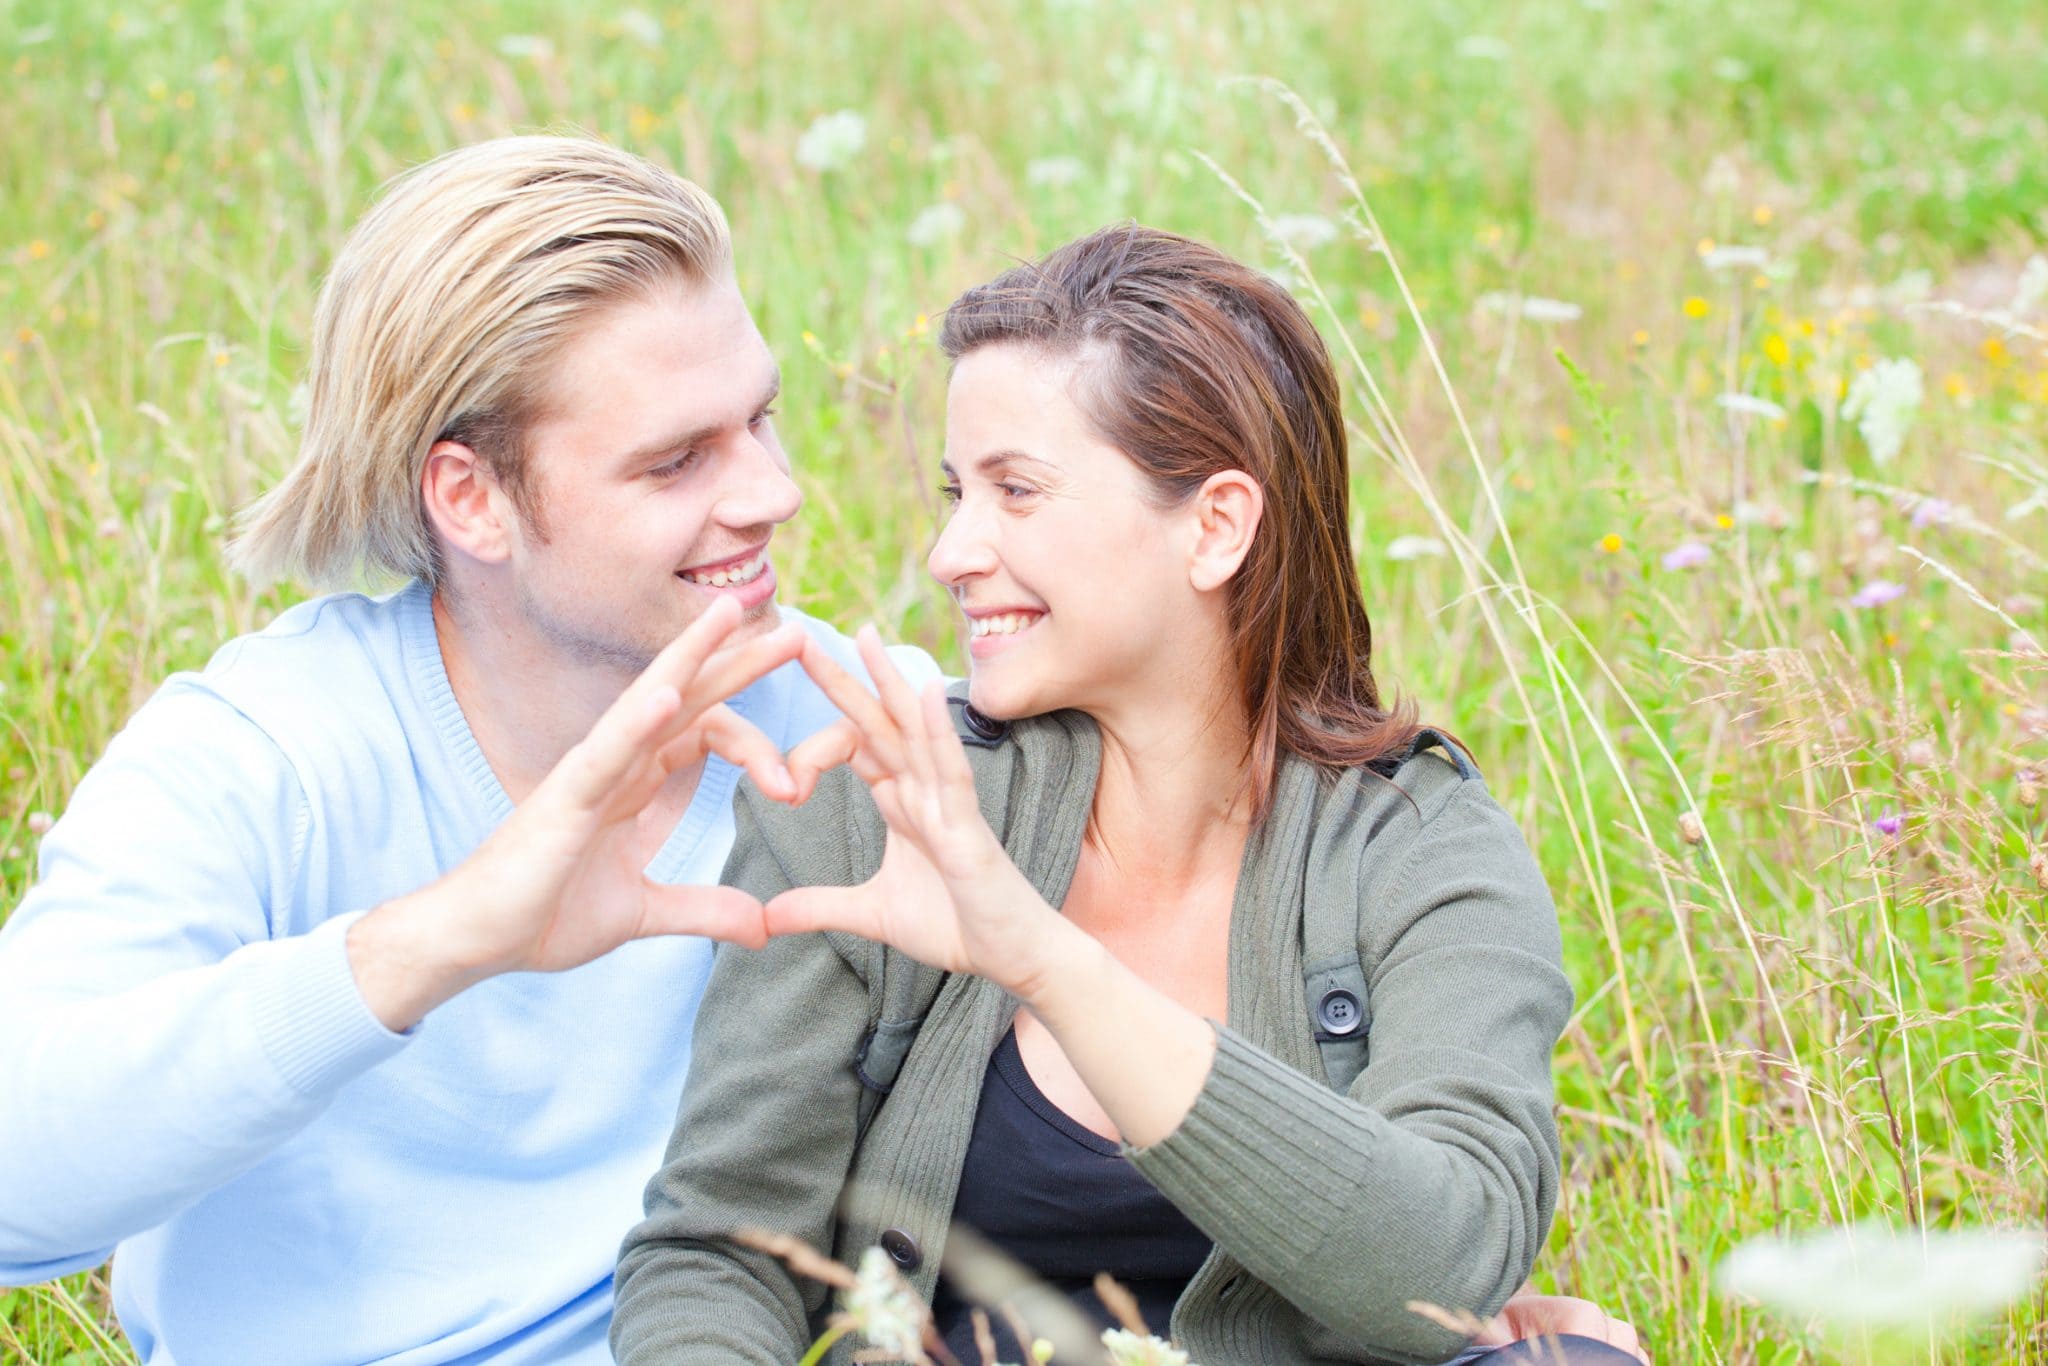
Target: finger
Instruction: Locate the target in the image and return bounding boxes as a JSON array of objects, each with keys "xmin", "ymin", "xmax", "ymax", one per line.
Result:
[
  {"xmin": 856, "ymin": 624, "xmax": 923, "ymax": 734},
  {"xmin": 922, "ymin": 682, "xmax": 979, "ymax": 809},
  {"xmin": 692, "ymin": 704, "xmax": 797, "ymax": 802},
  {"xmin": 894, "ymin": 654, "xmax": 940, "ymax": 799},
  {"xmin": 638, "ymin": 883, "xmax": 770, "ymax": 950},
  {"xmin": 786, "ymin": 719, "xmax": 860, "ymax": 802},
  {"xmin": 549, "ymin": 681, "xmax": 687, "ymax": 812},
  {"xmin": 677, "ymin": 621, "xmax": 806, "ymax": 716},
  {"xmin": 641, "ymin": 594, "xmax": 744, "ymax": 700},
  {"xmin": 763, "ymin": 886, "xmax": 886, "ymax": 940},
  {"xmin": 796, "ymin": 634, "xmax": 905, "ymax": 771}
]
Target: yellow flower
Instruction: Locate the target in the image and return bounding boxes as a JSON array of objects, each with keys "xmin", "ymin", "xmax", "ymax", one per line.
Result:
[
  {"xmin": 1943, "ymin": 372, "xmax": 1971, "ymax": 400},
  {"xmin": 1716, "ymin": 513, "xmax": 1734, "ymax": 530},
  {"xmin": 1763, "ymin": 334, "xmax": 1790, "ymax": 366},
  {"xmin": 1552, "ymin": 423, "xmax": 1574, "ymax": 445},
  {"xmin": 910, "ymin": 313, "xmax": 930, "ymax": 337},
  {"xmin": 1983, "ymin": 337, "xmax": 2011, "ymax": 366},
  {"xmin": 1752, "ymin": 204, "xmax": 1774, "ymax": 225},
  {"xmin": 1597, "ymin": 533, "xmax": 1624, "ymax": 554},
  {"xmin": 1798, "ymin": 318, "xmax": 1816, "ymax": 338},
  {"xmin": 213, "ymin": 350, "xmax": 230, "ymax": 367},
  {"xmin": 1751, "ymin": 274, "xmax": 1770, "ymax": 290},
  {"xmin": 627, "ymin": 105, "xmax": 657, "ymax": 139},
  {"xmin": 1683, "ymin": 296, "xmax": 1711, "ymax": 320},
  {"xmin": 1631, "ymin": 328, "xmax": 1650, "ymax": 347},
  {"xmin": 16, "ymin": 326, "xmax": 34, "ymax": 344},
  {"xmin": 1696, "ymin": 237, "xmax": 1716, "ymax": 256},
  {"xmin": 27, "ymin": 239, "xmax": 50, "ymax": 261}
]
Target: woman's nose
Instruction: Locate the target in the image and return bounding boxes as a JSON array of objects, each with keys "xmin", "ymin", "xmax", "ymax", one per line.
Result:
[{"xmin": 926, "ymin": 500, "xmax": 996, "ymax": 586}]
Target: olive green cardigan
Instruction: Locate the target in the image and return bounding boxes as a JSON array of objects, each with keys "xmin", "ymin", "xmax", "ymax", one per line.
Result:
[{"xmin": 613, "ymin": 703, "xmax": 1572, "ymax": 1365}]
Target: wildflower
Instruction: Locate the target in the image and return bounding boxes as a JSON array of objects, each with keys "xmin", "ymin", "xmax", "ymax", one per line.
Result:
[
  {"xmin": 1718, "ymin": 1223, "xmax": 2047, "ymax": 1332},
  {"xmin": 1386, "ymin": 535, "xmax": 1447, "ymax": 561},
  {"xmin": 1678, "ymin": 810, "xmax": 1705, "ymax": 845},
  {"xmin": 495, "ymin": 34, "xmax": 554, "ymax": 60},
  {"xmin": 1100, "ymin": 1329, "xmax": 1192, "ymax": 1366},
  {"xmin": 1596, "ymin": 533, "xmax": 1624, "ymax": 554},
  {"xmin": 906, "ymin": 203, "xmax": 965, "ymax": 248},
  {"xmin": 1269, "ymin": 213, "xmax": 1338, "ymax": 252},
  {"xmin": 1762, "ymin": 333, "xmax": 1790, "ymax": 365},
  {"xmin": 1752, "ymin": 203, "xmax": 1774, "ymax": 225},
  {"xmin": 1683, "ymin": 296, "xmax": 1711, "ymax": 320},
  {"xmin": 27, "ymin": 812, "xmax": 52, "ymax": 836},
  {"xmin": 1661, "ymin": 542, "xmax": 1711, "ymax": 570},
  {"xmin": 1871, "ymin": 812, "xmax": 1903, "ymax": 836},
  {"xmin": 1908, "ymin": 497, "xmax": 1954, "ymax": 529},
  {"xmin": 1905, "ymin": 739, "xmax": 1938, "ymax": 767},
  {"xmin": 1983, "ymin": 337, "xmax": 2011, "ymax": 366},
  {"xmin": 1702, "ymin": 244, "xmax": 1768, "ymax": 274},
  {"xmin": 1849, "ymin": 579, "xmax": 1906, "ymax": 609},
  {"xmin": 1717, "ymin": 393, "xmax": 1785, "ymax": 421},
  {"xmin": 1631, "ymin": 328, "xmax": 1649, "ymax": 347},
  {"xmin": 1478, "ymin": 292, "xmax": 1581, "ymax": 323},
  {"xmin": 1025, "ymin": 155, "xmax": 1086, "ymax": 188},
  {"xmin": 1455, "ymin": 34, "xmax": 1511, "ymax": 60},
  {"xmin": 795, "ymin": 110, "xmax": 867, "ymax": 172},
  {"xmin": 28, "ymin": 239, "xmax": 50, "ymax": 260},
  {"xmin": 2020, "ymin": 769, "xmax": 2041, "ymax": 807},
  {"xmin": 617, "ymin": 9, "xmax": 661, "ymax": 45},
  {"xmin": 1840, "ymin": 357, "xmax": 1923, "ymax": 465},
  {"xmin": 2032, "ymin": 848, "xmax": 2048, "ymax": 890},
  {"xmin": 842, "ymin": 1247, "xmax": 927, "ymax": 1359}
]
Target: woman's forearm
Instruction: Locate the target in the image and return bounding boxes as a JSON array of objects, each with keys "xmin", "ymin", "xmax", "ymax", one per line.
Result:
[{"xmin": 1015, "ymin": 917, "xmax": 1218, "ymax": 1148}]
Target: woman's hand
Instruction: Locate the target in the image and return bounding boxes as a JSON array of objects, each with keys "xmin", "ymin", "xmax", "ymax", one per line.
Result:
[
  {"xmin": 349, "ymin": 596, "xmax": 804, "ymax": 1030},
  {"xmin": 763, "ymin": 628, "xmax": 1069, "ymax": 994}
]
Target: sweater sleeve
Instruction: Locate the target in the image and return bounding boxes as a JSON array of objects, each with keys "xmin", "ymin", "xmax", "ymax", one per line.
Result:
[
  {"xmin": 611, "ymin": 780, "xmax": 875, "ymax": 1364},
  {"xmin": 0, "ymin": 684, "xmax": 408, "ymax": 1281},
  {"xmin": 1126, "ymin": 784, "xmax": 1571, "ymax": 1363}
]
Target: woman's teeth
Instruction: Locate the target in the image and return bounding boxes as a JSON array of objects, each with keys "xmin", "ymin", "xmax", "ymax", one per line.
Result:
[
  {"xmin": 969, "ymin": 612, "xmax": 1042, "ymax": 638},
  {"xmin": 681, "ymin": 555, "xmax": 766, "ymax": 588}
]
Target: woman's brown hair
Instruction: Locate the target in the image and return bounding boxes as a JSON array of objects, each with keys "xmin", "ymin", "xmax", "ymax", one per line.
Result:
[{"xmin": 939, "ymin": 223, "xmax": 1423, "ymax": 819}]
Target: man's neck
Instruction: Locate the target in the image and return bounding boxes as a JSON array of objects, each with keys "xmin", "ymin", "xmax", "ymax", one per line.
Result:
[{"xmin": 431, "ymin": 588, "xmax": 700, "ymax": 808}]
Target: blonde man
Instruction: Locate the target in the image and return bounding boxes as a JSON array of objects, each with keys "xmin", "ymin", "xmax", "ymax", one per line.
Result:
[{"xmin": 0, "ymin": 135, "xmax": 941, "ymax": 1363}]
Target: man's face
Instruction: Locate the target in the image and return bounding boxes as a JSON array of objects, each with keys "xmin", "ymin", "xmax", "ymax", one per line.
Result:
[{"xmin": 501, "ymin": 275, "xmax": 801, "ymax": 672}]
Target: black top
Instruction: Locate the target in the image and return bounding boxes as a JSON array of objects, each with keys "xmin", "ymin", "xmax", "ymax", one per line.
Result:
[{"xmin": 931, "ymin": 1029, "xmax": 1213, "ymax": 1360}]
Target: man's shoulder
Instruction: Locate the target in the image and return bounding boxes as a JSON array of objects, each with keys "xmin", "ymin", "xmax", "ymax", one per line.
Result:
[
  {"xmin": 761, "ymin": 606, "xmax": 949, "ymax": 745},
  {"xmin": 777, "ymin": 605, "xmax": 946, "ymax": 686}
]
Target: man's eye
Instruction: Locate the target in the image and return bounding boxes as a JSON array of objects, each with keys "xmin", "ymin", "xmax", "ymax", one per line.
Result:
[{"xmin": 650, "ymin": 453, "xmax": 697, "ymax": 480}]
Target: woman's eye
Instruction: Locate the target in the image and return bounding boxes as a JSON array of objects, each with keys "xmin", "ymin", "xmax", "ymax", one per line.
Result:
[
  {"xmin": 998, "ymin": 482, "xmax": 1033, "ymax": 499},
  {"xmin": 938, "ymin": 482, "xmax": 963, "ymax": 504},
  {"xmin": 749, "ymin": 405, "xmax": 778, "ymax": 428}
]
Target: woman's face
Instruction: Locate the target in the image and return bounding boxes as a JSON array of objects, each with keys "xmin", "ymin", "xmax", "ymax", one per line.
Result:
[{"xmin": 931, "ymin": 342, "xmax": 1208, "ymax": 721}]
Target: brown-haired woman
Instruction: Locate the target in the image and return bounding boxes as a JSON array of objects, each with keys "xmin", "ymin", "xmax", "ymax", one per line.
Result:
[{"xmin": 612, "ymin": 225, "xmax": 1644, "ymax": 1366}]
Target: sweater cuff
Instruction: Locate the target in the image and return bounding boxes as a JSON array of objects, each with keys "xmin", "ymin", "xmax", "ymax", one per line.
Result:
[
  {"xmin": 247, "ymin": 911, "xmax": 411, "ymax": 1098},
  {"xmin": 1126, "ymin": 1024, "xmax": 1374, "ymax": 1276}
]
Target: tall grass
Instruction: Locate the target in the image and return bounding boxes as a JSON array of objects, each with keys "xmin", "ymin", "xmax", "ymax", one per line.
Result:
[{"xmin": 4, "ymin": 1, "xmax": 2045, "ymax": 1360}]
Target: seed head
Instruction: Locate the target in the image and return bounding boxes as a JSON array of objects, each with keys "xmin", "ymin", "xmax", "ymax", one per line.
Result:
[{"xmin": 1678, "ymin": 810, "xmax": 1706, "ymax": 845}]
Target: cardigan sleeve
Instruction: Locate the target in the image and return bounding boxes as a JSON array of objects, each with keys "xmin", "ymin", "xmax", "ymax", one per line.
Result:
[
  {"xmin": 610, "ymin": 778, "xmax": 876, "ymax": 1365},
  {"xmin": 1126, "ymin": 782, "xmax": 1571, "ymax": 1364}
]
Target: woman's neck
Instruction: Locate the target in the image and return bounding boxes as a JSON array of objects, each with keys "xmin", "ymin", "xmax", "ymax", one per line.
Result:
[{"xmin": 1084, "ymin": 688, "xmax": 1257, "ymax": 891}]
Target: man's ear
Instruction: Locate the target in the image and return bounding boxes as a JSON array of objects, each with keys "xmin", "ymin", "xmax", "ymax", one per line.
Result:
[
  {"xmin": 422, "ymin": 440, "xmax": 516, "ymax": 566},
  {"xmin": 1188, "ymin": 469, "xmax": 1263, "ymax": 593}
]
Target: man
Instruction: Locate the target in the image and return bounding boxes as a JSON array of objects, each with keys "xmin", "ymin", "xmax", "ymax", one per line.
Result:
[{"xmin": 0, "ymin": 135, "xmax": 1641, "ymax": 1364}]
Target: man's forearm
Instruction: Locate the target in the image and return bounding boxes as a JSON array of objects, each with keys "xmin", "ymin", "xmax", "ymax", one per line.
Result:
[{"xmin": 347, "ymin": 882, "xmax": 498, "ymax": 1033}]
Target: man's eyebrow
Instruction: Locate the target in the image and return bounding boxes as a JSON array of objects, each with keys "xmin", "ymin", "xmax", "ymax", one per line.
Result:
[{"xmin": 613, "ymin": 369, "xmax": 782, "ymax": 470}]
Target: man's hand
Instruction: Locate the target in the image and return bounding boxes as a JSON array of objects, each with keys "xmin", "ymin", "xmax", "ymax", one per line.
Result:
[
  {"xmin": 348, "ymin": 597, "xmax": 804, "ymax": 1030},
  {"xmin": 1475, "ymin": 1287, "xmax": 1648, "ymax": 1363}
]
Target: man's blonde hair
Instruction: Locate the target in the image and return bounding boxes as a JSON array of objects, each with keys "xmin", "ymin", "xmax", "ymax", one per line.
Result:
[{"xmin": 231, "ymin": 134, "xmax": 732, "ymax": 588}]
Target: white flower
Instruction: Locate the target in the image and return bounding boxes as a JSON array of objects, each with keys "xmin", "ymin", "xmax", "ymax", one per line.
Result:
[
  {"xmin": 1701, "ymin": 244, "xmax": 1768, "ymax": 274},
  {"xmin": 2012, "ymin": 254, "xmax": 2048, "ymax": 316},
  {"xmin": 1100, "ymin": 1328, "xmax": 1192, "ymax": 1366},
  {"xmin": 1841, "ymin": 357, "xmax": 1924, "ymax": 465},
  {"xmin": 617, "ymin": 10, "xmax": 661, "ymax": 46},
  {"xmin": 495, "ymin": 34, "xmax": 554, "ymax": 61},
  {"xmin": 1717, "ymin": 393, "xmax": 1786, "ymax": 420},
  {"xmin": 1270, "ymin": 214, "xmax": 1338, "ymax": 251},
  {"xmin": 1026, "ymin": 156, "xmax": 1086, "ymax": 188},
  {"xmin": 1719, "ymin": 1223, "xmax": 2047, "ymax": 1331},
  {"xmin": 1477, "ymin": 292, "xmax": 1582, "ymax": 323},
  {"xmin": 1386, "ymin": 535, "xmax": 1448, "ymax": 561},
  {"xmin": 795, "ymin": 110, "xmax": 867, "ymax": 172},
  {"xmin": 906, "ymin": 202, "xmax": 966, "ymax": 247},
  {"xmin": 842, "ymin": 1247, "xmax": 927, "ymax": 1359},
  {"xmin": 1456, "ymin": 34, "xmax": 1512, "ymax": 60}
]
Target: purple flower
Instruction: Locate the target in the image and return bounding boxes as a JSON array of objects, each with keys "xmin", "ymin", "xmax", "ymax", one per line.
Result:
[
  {"xmin": 1850, "ymin": 579, "xmax": 1907, "ymax": 609},
  {"xmin": 1872, "ymin": 812, "xmax": 1903, "ymax": 836},
  {"xmin": 1909, "ymin": 497, "xmax": 1954, "ymax": 530},
  {"xmin": 1661, "ymin": 541, "xmax": 1712, "ymax": 571}
]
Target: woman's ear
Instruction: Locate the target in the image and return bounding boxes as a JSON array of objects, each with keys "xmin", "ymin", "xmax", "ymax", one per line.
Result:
[
  {"xmin": 422, "ymin": 440, "xmax": 517, "ymax": 567},
  {"xmin": 1187, "ymin": 469, "xmax": 1263, "ymax": 592}
]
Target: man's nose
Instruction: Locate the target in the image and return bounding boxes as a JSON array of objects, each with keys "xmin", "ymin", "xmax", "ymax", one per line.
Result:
[{"xmin": 716, "ymin": 430, "xmax": 803, "ymax": 528}]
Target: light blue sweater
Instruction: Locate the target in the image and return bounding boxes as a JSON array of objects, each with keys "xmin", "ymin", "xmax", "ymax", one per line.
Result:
[{"xmin": 0, "ymin": 581, "xmax": 938, "ymax": 1364}]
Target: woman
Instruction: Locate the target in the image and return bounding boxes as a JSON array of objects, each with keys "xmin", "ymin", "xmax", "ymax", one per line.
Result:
[{"xmin": 612, "ymin": 225, "xmax": 1640, "ymax": 1365}]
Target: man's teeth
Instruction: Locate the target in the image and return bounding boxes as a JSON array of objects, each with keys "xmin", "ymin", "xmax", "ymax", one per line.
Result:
[
  {"xmin": 969, "ymin": 612, "xmax": 1042, "ymax": 638},
  {"xmin": 681, "ymin": 555, "xmax": 766, "ymax": 588}
]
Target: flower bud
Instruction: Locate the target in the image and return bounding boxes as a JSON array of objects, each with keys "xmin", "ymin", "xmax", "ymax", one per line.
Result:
[{"xmin": 1678, "ymin": 810, "xmax": 1706, "ymax": 845}]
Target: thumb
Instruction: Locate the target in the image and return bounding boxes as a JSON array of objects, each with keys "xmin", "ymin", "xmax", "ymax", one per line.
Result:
[
  {"xmin": 636, "ymin": 884, "xmax": 772, "ymax": 950},
  {"xmin": 763, "ymin": 885, "xmax": 885, "ymax": 940}
]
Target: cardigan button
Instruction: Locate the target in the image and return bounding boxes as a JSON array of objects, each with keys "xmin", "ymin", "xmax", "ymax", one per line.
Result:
[
  {"xmin": 961, "ymin": 704, "xmax": 1008, "ymax": 742},
  {"xmin": 1316, "ymin": 987, "xmax": 1363, "ymax": 1036},
  {"xmin": 880, "ymin": 1227, "xmax": 922, "ymax": 1272}
]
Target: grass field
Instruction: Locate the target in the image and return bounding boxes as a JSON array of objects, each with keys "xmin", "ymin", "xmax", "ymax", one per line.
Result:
[{"xmin": 4, "ymin": 0, "xmax": 2047, "ymax": 1360}]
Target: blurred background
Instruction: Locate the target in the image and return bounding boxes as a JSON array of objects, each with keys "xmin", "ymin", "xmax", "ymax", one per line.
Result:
[{"xmin": 3, "ymin": 0, "xmax": 2045, "ymax": 1359}]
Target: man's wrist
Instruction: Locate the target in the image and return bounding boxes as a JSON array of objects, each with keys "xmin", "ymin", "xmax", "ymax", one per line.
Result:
[{"xmin": 346, "ymin": 882, "xmax": 498, "ymax": 1032}]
